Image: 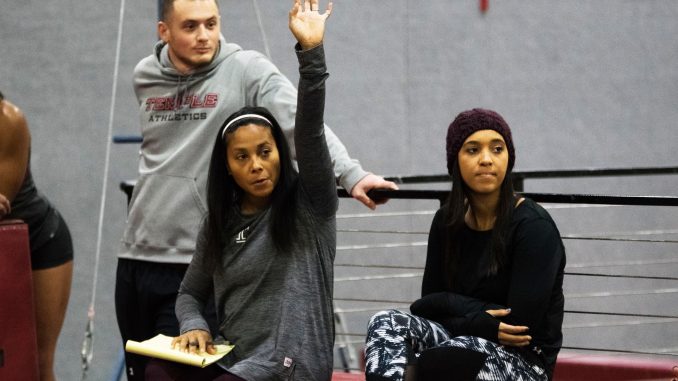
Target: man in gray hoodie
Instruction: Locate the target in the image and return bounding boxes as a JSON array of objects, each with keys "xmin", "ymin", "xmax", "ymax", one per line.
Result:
[{"xmin": 115, "ymin": 0, "xmax": 397, "ymax": 379}]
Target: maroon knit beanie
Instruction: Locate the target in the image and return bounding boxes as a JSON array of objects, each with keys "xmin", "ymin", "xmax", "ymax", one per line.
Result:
[{"xmin": 446, "ymin": 108, "xmax": 515, "ymax": 175}]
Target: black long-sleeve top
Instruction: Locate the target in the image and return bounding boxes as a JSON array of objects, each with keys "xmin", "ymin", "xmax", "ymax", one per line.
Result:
[{"xmin": 410, "ymin": 198, "xmax": 565, "ymax": 377}]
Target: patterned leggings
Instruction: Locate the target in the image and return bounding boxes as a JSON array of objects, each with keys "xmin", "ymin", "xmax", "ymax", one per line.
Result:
[{"xmin": 364, "ymin": 310, "xmax": 547, "ymax": 381}]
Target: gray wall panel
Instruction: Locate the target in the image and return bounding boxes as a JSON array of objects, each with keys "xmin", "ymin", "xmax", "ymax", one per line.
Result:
[{"xmin": 1, "ymin": 1, "xmax": 676, "ymax": 379}]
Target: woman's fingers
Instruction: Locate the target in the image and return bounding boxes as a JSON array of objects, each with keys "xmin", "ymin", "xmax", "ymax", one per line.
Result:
[
  {"xmin": 196, "ymin": 333, "xmax": 213, "ymax": 354},
  {"xmin": 323, "ymin": 2, "xmax": 333, "ymax": 17},
  {"xmin": 205, "ymin": 340, "xmax": 217, "ymax": 355},
  {"xmin": 498, "ymin": 331, "xmax": 531, "ymax": 346},
  {"xmin": 171, "ymin": 330, "xmax": 213, "ymax": 354},
  {"xmin": 294, "ymin": 0, "xmax": 332, "ymax": 16},
  {"xmin": 172, "ymin": 334, "xmax": 189, "ymax": 352},
  {"xmin": 499, "ymin": 322, "xmax": 529, "ymax": 334},
  {"xmin": 499, "ymin": 335, "xmax": 531, "ymax": 347},
  {"xmin": 188, "ymin": 335, "xmax": 199, "ymax": 354},
  {"xmin": 485, "ymin": 308, "xmax": 510, "ymax": 318},
  {"xmin": 486, "ymin": 310, "xmax": 531, "ymax": 347},
  {"xmin": 498, "ymin": 322, "xmax": 531, "ymax": 347},
  {"xmin": 189, "ymin": 331, "xmax": 211, "ymax": 354}
]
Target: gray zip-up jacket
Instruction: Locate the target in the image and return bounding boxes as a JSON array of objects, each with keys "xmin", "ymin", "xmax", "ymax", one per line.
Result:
[
  {"xmin": 120, "ymin": 36, "xmax": 365, "ymax": 263},
  {"xmin": 176, "ymin": 44, "xmax": 337, "ymax": 381}
]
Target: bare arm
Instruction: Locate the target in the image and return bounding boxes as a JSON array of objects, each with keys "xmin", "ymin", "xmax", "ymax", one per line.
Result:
[
  {"xmin": 0, "ymin": 192, "xmax": 10, "ymax": 218},
  {"xmin": 0, "ymin": 100, "xmax": 30, "ymax": 207}
]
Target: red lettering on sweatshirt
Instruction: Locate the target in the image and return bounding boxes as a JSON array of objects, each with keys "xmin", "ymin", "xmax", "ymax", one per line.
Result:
[
  {"xmin": 203, "ymin": 93, "xmax": 218, "ymax": 107},
  {"xmin": 145, "ymin": 93, "xmax": 219, "ymax": 111}
]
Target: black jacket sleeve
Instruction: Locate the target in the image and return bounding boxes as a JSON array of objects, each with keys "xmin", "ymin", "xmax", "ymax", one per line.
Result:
[
  {"xmin": 410, "ymin": 292, "xmax": 502, "ymax": 341},
  {"xmin": 294, "ymin": 43, "xmax": 337, "ymax": 219},
  {"xmin": 502, "ymin": 216, "xmax": 565, "ymax": 332}
]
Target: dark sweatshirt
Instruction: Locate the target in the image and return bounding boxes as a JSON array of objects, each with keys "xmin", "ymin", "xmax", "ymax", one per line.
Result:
[{"xmin": 411, "ymin": 198, "xmax": 565, "ymax": 377}]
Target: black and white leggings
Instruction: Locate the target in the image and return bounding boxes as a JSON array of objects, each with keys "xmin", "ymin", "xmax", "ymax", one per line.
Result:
[{"xmin": 364, "ymin": 310, "xmax": 547, "ymax": 381}]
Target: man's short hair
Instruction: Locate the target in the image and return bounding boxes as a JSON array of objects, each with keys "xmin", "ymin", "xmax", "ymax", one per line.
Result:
[{"xmin": 160, "ymin": 0, "xmax": 219, "ymax": 22}]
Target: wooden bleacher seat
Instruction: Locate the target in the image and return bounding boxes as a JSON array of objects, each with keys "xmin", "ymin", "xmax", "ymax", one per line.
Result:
[{"xmin": 0, "ymin": 220, "xmax": 39, "ymax": 380}]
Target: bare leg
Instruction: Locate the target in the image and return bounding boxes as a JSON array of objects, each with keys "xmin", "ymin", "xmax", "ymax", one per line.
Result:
[{"xmin": 33, "ymin": 260, "xmax": 73, "ymax": 381}]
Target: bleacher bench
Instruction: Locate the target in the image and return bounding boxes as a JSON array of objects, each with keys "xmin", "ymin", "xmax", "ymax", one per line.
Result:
[
  {"xmin": 0, "ymin": 220, "xmax": 39, "ymax": 380},
  {"xmin": 330, "ymin": 351, "xmax": 677, "ymax": 380}
]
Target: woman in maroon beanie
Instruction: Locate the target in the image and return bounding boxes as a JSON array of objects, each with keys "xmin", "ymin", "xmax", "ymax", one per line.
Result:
[{"xmin": 364, "ymin": 108, "xmax": 565, "ymax": 381}]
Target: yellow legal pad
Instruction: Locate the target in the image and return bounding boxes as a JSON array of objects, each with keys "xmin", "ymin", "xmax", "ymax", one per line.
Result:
[{"xmin": 125, "ymin": 334, "xmax": 234, "ymax": 368}]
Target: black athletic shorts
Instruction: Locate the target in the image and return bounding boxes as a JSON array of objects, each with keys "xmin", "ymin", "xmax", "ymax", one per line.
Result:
[{"xmin": 30, "ymin": 212, "xmax": 73, "ymax": 270}]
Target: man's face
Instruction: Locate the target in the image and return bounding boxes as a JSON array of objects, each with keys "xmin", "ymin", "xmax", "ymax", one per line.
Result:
[{"xmin": 158, "ymin": 0, "xmax": 221, "ymax": 74}]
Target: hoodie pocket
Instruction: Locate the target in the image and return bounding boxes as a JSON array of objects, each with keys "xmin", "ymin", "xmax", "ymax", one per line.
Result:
[{"xmin": 122, "ymin": 173, "xmax": 207, "ymax": 251}]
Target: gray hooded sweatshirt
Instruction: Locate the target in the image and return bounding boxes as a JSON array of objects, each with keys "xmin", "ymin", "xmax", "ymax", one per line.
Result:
[{"xmin": 120, "ymin": 36, "xmax": 366, "ymax": 264}]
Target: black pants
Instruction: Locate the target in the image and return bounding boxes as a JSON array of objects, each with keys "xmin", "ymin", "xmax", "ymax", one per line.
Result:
[
  {"xmin": 145, "ymin": 359, "xmax": 245, "ymax": 381},
  {"xmin": 115, "ymin": 258, "xmax": 218, "ymax": 381}
]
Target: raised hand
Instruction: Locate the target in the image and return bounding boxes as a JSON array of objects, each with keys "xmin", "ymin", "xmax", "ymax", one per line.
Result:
[{"xmin": 289, "ymin": 0, "xmax": 333, "ymax": 50}]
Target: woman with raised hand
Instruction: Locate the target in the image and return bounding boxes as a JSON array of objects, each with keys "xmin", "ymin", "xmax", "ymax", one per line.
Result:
[
  {"xmin": 364, "ymin": 109, "xmax": 565, "ymax": 381},
  {"xmin": 145, "ymin": 1, "xmax": 336, "ymax": 380}
]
